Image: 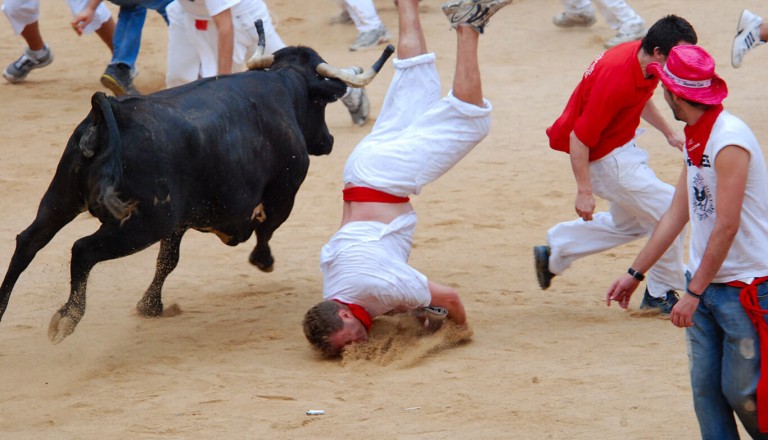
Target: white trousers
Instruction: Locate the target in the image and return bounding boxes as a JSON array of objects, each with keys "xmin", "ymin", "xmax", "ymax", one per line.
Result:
[
  {"xmin": 336, "ymin": 0, "xmax": 382, "ymax": 32},
  {"xmin": 2, "ymin": 0, "xmax": 110, "ymax": 34},
  {"xmin": 165, "ymin": 0, "xmax": 285, "ymax": 88},
  {"xmin": 560, "ymin": 0, "xmax": 643, "ymax": 29},
  {"xmin": 547, "ymin": 142, "xmax": 686, "ymax": 298},
  {"xmin": 343, "ymin": 53, "xmax": 492, "ymax": 197}
]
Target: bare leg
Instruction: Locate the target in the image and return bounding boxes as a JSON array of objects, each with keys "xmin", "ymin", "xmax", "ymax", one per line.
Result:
[
  {"xmin": 20, "ymin": 22, "xmax": 45, "ymax": 51},
  {"xmin": 95, "ymin": 17, "xmax": 116, "ymax": 53},
  {"xmin": 396, "ymin": 0, "xmax": 427, "ymax": 59},
  {"xmin": 452, "ymin": 26, "xmax": 483, "ymax": 107}
]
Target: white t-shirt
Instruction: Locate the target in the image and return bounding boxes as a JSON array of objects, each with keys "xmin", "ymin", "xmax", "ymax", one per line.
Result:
[
  {"xmin": 686, "ymin": 110, "xmax": 768, "ymax": 283},
  {"xmin": 320, "ymin": 212, "xmax": 431, "ymax": 317}
]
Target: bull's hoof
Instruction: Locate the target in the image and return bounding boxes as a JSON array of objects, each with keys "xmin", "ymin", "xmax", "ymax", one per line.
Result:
[
  {"xmin": 136, "ymin": 297, "xmax": 163, "ymax": 318},
  {"xmin": 248, "ymin": 252, "xmax": 274, "ymax": 273},
  {"xmin": 48, "ymin": 310, "xmax": 81, "ymax": 344}
]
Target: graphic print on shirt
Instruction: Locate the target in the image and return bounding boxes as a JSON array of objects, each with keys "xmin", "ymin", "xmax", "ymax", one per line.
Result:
[
  {"xmin": 691, "ymin": 172, "xmax": 714, "ymax": 221},
  {"xmin": 583, "ymin": 52, "xmax": 605, "ymax": 79}
]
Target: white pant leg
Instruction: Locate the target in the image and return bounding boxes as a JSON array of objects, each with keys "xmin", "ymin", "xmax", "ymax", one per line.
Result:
[
  {"xmin": 2, "ymin": 0, "xmax": 39, "ymax": 34},
  {"xmin": 594, "ymin": 0, "xmax": 643, "ymax": 29},
  {"xmin": 166, "ymin": 1, "xmax": 210, "ymax": 88},
  {"xmin": 559, "ymin": 0, "xmax": 594, "ymax": 15},
  {"xmin": 66, "ymin": 0, "xmax": 110, "ymax": 34},
  {"xmin": 364, "ymin": 53, "xmax": 442, "ymax": 144},
  {"xmin": 344, "ymin": 0, "xmax": 382, "ymax": 32},
  {"xmin": 548, "ymin": 143, "xmax": 685, "ymax": 297}
]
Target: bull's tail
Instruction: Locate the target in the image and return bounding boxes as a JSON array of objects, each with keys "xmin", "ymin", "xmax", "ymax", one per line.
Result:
[{"xmin": 88, "ymin": 92, "xmax": 135, "ymax": 222}]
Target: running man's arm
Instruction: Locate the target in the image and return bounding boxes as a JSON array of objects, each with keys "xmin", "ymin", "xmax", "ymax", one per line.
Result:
[
  {"xmin": 212, "ymin": 8, "xmax": 234, "ymax": 75},
  {"xmin": 641, "ymin": 99, "xmax": 684, "ymax": 150}
]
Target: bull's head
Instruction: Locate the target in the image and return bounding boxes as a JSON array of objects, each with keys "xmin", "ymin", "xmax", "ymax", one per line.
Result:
[{"xmin": 246, "ymin": 20, "xmax": 394, "ymax": 156}]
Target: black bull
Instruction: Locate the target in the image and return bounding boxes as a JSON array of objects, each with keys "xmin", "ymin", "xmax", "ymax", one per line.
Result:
[{"xmin": 0, "ymin": 44, "xmax": 393, "ymax": 343}]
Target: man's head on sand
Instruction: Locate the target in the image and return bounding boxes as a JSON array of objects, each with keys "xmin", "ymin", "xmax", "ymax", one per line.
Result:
[{"xmin": 303, "ymin": 301, "xmax": 368, "ymax": 357}]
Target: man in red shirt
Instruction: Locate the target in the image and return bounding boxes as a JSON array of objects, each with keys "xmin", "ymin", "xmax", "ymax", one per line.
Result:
[{"xmin": 534, "ymin": 15, "xmax": 697, "ymax": 314}]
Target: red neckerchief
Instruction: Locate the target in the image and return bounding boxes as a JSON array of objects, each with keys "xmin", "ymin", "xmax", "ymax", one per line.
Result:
[
  {"xmin": 332, "ymin": 299, "xmax": 372, "ymax": 332},
  {"xmin": 684, "ymin": 104, "xmax": 724, "ymax": 167},
  {"xmin": 729, "ymin": 276, "xmax": 768, "ymax": 433},
  {"xmin": 343, "ymin": 186, "xmax": 410, "ymax": 204}
]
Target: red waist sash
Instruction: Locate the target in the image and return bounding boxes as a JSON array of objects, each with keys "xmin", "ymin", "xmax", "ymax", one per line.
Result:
[
  {"xmin": 343, "ymin": 186, "xmax": 410, "ymax": 204},
  {"xmin": 730, "ymin": 276, "xmax": 768, "ymax": 433}
]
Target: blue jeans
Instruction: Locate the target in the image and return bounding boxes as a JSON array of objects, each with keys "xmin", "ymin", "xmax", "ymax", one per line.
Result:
[
  {"xmin": 110, "ymin": 0, "xmax": 172, "ymax": 69},
  {"xmin": 687, "ymin": 273, "xmax": 768, "ymax": 439}
]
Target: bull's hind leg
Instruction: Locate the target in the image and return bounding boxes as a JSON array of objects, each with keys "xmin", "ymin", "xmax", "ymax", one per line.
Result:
[
  {"xmin": 48, "ymin": 222, "xmax": 164, "ymax": 344},
  {"xmin": 136, "ymin": 231, "xmax": 184, "ymax": 317},
  {"xmin": 0, "ymin": 193, "xmax": 85, "ymax": 322}
]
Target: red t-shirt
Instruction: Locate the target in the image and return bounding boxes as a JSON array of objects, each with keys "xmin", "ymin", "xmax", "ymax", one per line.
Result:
[{"xmin": 546, "ymin": 41, "xmax": 659, "ymax": 161}]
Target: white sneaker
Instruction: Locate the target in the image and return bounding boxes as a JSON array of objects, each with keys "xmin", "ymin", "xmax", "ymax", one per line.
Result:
[
  {"xmin": 552, "ymin": 11, "xmax": 596, "ymax": 28},
  {"xmin": 732, "ymin": 9, "xmax": 764, "ymax": 68},
  {"xmin": 604, "ymin": 20, "xmax": 647, "ymax": 48},
  {"xmin": 349, "ymin": 25, "xmax": 391, "ymax": 51},
  {"xmin": 340, "ymin": 67, "xmax": 370, "ymax": 125},
  {"xmin": 3, "ymin": 46, "xmax": 53, "ymax": 83},
  {"xmin": 442, "ymin": 0, "xmax": 513, "ymax": 34}
]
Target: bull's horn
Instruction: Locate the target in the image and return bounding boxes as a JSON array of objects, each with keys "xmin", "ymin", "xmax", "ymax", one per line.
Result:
[
  {"xmin": 316, "ymin": 44, "xmax": 395, "ymax": 87},
  {"xmin": 246, "ymin": 19, "xmax": 274, "ymax": 70}
]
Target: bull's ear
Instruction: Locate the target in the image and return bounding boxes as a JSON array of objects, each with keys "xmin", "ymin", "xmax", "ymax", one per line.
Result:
[{"xmin": 308, "ymin": 77, "xmax": 348, "ymax": 102}]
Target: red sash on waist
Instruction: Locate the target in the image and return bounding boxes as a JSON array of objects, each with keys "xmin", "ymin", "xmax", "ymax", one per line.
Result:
[
  {"xmin": 332, "ymin": 299, "xmax": 372, "ymax": 332},
  {"xmin": 343, "ymin": 186, "xmax": 410, "ymax": 204},
  {"xmin": 730, "ymin": 276, "xmax": 768, "ymax": 433}
]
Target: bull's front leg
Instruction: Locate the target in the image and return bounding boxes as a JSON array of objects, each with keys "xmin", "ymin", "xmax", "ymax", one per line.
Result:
[
  {"xmin": 248, "ymin": 191, "xmax": 298, "ymax": 273},
  {"xmin": 136, "ymin": 231, "xmax": 184, "ymax": 317},
  {"xmin": 249, "ymin": 230, "xmax": 275, "ymax": 272}
]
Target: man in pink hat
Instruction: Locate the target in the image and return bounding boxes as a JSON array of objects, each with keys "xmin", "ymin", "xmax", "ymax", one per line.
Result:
[{"xmin": 606, "ymin": 44, "xmax": 768, "ymax": 438}]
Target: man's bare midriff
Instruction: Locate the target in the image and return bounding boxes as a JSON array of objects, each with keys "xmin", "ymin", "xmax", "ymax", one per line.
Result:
[{"xmin": 340, "ymin": 184, "xmax": 414, "ymax": 227}]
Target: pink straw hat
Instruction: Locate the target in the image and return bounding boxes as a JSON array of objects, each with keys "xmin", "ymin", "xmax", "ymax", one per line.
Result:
[{"xmin": 647, "ymin": 45, "xmax": 728, "ymax": 105}]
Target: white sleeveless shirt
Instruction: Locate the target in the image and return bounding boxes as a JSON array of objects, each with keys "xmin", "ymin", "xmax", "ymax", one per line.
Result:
[{"xmin": 686, "ymin": 111, "xmax": 768, "ymax": 283}]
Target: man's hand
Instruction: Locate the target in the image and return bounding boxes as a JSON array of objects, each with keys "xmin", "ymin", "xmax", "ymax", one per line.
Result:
[
  {"xmin": 71, "ymin": 8, "xmax": 96, "ymax": 36},
  {"xmin": 575, "ymin": 191, "xmax": 595, "ymax": 221},
  {"xmin": 666, "ymin": 131, "xmax": 685, "ymax": 151},
  {"xmin": 605, "ymin": 274, "xmax": 640, "ymax": 309},
  {"xmin": 670, "ymin": 293, "xmax": 698, "ymax": 328}
]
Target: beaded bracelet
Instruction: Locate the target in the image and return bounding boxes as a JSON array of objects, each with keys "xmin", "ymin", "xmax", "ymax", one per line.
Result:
[{"xmin": 627, "ymin": 267, "xmax": 645, "ymax": 281}]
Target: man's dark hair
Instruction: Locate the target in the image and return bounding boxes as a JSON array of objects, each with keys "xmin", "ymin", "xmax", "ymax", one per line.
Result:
[
  {"xmin": 303, "ymin": 300, "xmax": 345, "ymax": 357},
  {"xmin": 642, "ymin": 15, "xmax": 698, "ymax": 57}
]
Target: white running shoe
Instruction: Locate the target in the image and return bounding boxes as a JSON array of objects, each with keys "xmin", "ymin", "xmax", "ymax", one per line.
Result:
[
  {"xmin": 3, "ymin": 45, "xmax": 53, "ymax": 83},
  {"xmin": 442, "ymin": 0, "xmax": 513, "ymax": 34},
  {"xmin": 340, "ymin": 67, "xmax": 370, "ymax": 126},
  {"xmin": 552, "ymin": 11, "xmax": 596, "ymax": 28},
  {"xmin": 349, "ymin": 25, "xmax": 391, "ymax": 51},
  {"xmin": 604, "ymin": 20, "xmax": 647, "ymax": 49},
  {"xmin": 732, "ymin": 9, "xmax": 764, "ymax": 68}
]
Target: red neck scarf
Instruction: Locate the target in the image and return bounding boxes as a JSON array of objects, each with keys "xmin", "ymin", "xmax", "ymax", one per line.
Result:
[
  {"xmin": 730, "ymin": 276, "xmax": 768, "ymax": 433},
  {"xmin": 333, "ymin": 300, "xmax": 372, "ymax": 332},
  {"xmin": 684, "ymin": 104, "xmax": 724, "ymax": 167}
]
